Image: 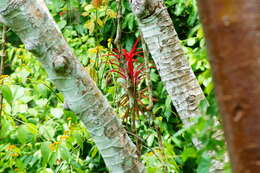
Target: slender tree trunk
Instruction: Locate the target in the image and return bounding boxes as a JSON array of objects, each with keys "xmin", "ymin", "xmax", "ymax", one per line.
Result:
[
  {"xmin": 0, "ymin": 0, "xmax": 144, "ymax": 172},
  {"xmin": 130, "ymin": 0, "xmax": 205, "ymax": 128},
  {"xmin": 197, "ymin": 0, "xmax": 260, "ymax": 172}
]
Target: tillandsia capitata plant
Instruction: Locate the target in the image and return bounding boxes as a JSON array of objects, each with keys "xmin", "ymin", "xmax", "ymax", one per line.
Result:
[
  {"xmin": 109, "ymin": 39, "xmax": 145, "ymax": 87},
  {"xmin": 108, "ymin": 38, "xmax": 153, "ymax": 154}
]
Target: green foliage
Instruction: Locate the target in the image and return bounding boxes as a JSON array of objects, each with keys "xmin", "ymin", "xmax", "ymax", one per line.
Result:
[
  {"xmin": 0, "ymin": 45, "xmax": 107, "ymax": 172},
  {"xmin": 0, "ymin": 0, "xmax": 230, "ymax": 172}
]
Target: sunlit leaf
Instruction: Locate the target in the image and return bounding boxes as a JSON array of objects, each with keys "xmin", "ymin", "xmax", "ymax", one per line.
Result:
[
  {"xmin": 84, "ymin": 20, "xmax": 95, "ymax": 33},
  {"xmin": 1, "ymin": 85, "xmax": 13, "ymax": 105}
]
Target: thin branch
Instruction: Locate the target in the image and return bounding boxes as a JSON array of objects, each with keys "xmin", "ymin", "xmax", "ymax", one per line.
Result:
[
  {"xmin": 0, "ymin": 26, "xmax": 7, "ymax": 74},
  {"xmin": 141, "ymin": 34, "xmax": 153, "ymax": 110},
  {"xmin": 0, "ymin": 25, "xmax": 7, "ymax": 124},
  {"xmin": 114, "ymin": 0, "xmax": 122, "ymax": 50}
]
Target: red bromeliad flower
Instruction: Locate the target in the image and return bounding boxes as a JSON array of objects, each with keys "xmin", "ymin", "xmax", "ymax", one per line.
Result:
[{"xmin": 109, "ymin": 38, "xmax": 146, "ymax": 85}]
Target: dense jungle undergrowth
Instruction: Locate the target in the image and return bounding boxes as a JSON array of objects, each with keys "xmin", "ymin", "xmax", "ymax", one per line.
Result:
[{"xmin": 0, "ymin": 0, "xmax": 230, "ymax": 172}]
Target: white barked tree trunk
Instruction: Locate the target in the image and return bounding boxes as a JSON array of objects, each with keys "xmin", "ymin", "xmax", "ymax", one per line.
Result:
[
  {"xmin": 130, "ymin": 0, "xmax": 226, "ymax": 172},
  {"xmin": 0, "ymin": 0, "xmax": 144, "ymax": 172},
  {"xmin": 130, "ymin": 0, "xmax": 204, "ymax": 130}
]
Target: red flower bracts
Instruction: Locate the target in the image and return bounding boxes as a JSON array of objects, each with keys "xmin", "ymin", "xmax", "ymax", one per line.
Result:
[{"xmin": 109, "ymin": 38, "xmax": 145, "ymax": 85}]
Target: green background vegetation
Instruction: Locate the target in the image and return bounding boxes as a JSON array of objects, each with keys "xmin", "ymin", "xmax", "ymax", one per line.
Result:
[{"xmin": 0, "ymin": 0, "xmax": 229, "ymax": 172}]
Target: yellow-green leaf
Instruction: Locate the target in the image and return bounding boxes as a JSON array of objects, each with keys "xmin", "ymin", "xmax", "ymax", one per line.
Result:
[
  {"xmin": 107, "ymin": 9, "xmax": 117, "ymax": 18},
  {"xmin": 84, "ymin": 20, "xmax": 95, "ymax": 33},
  {"xmin": 96, "ymin": 18, "xmax": 104, "ymax": 26}
]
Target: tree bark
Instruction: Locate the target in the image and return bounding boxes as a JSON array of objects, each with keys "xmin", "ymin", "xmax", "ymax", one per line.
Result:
[
  {"xmin": 0, "ymin": 0, "xmax": 144, "ymax": 172},
  {"xmin": 130, "ymin": 0, "xmax": 205, "ymax": 128},
  {"xmin": 197, "ymin": 0, "xmax": 260, "ymax": 173}
]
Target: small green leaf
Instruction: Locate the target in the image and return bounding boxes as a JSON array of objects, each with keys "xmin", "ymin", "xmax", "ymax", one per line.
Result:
[
  {"xmin": 172, "ymin": 137, "xmax": 182, "ymax": 147},
  {"xmin": 90, "ymin": 146, "xmax": 99, "ymax": 158},
  {"xmin": 84, "ymin": 20, "xmax": 95, "ymax": 33},
  {"xmin": 147, "ymin": 135, "xmax": 155, "ymax": 147},
  {"xmin": 187, "ymin": 38, "xmax": 196, "ymax": 46}
]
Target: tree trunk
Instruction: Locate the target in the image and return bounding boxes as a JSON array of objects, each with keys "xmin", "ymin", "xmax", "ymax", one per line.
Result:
[
  {"xmin": 130, "ymin": 0, "xmax": 205, "ymax": 128},
  {"xmin": 0, "ymin": 0, "xmax": 144, "ymax": 172},
  {"xmin": 197, "ymin": 0, "xmax": 260, "ymax": 172}
]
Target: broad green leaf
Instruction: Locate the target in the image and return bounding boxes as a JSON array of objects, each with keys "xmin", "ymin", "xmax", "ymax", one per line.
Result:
[
  {"xmin": 16, "ymin": 158, "xmax": 26, "ymax": 170},
  {"xmin": 182, "ymin": 147, "xmax": 197, "ymax": 162},
  {"xmin": 60, "ymin": 145, "xmax": 70, "ymax": 161},
  {"xmin": 17, "ymin": 125, "xmax": 36, "ymax": 144},
  {"xmin": 41, "ymin": 142, "xmax": 52, "ymax": 166},
  {"xmin": 48, "ymin": 152, "xmax": 58, "ymax": 167},
  {"xmin": 26, "ymin": 123, "xmax": 38, "ymax": 135},
  {"xmin": 126, "ymin": 13, "xmax": 134, "ymax": 31},
  {"xmin": 39, "ymin": 125, "xmax": 55, "ymax": 140},
  {"xmin": 1, "ymin": 85, "xmax": 13, "ymax": 105},
  {"xmin": 197, "ymin": 154, "xmax": 211, "ymax": 173},
  {"xmin": 0, "ymin": 118, "xmax": 11, "ymax": 138}
]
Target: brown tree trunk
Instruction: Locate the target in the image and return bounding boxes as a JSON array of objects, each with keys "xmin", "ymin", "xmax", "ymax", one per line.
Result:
[{"xmin": 197, "ymin": 0, "xmax": 260, "ymax": 172}]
